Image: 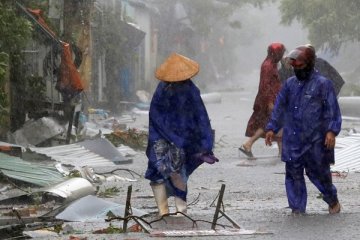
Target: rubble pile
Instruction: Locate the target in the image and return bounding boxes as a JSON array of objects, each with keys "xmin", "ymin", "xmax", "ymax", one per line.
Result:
[{"xmin": 0, "ymin": 109, "xmax": 151, "ymax": 238}]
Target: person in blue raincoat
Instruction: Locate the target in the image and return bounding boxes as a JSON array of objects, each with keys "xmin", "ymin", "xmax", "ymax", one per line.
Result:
[
  {"xmin": 265, "ymin": 45, "xmax": 342, "ymax": 215},
  {"xmin": 146, "ymin": 53, "xmax": 218, "ymax": 216}
]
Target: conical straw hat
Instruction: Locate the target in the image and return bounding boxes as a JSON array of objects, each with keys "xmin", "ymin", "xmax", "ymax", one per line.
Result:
[{"xmin": 155, "ymin": 53, "xmax": 199, "ymax": 82}]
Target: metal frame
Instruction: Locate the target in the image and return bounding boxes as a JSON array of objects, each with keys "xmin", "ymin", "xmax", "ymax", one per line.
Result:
[{"xmin": 211, "ymin": 184, "xmax": 241, "ymax": 230}]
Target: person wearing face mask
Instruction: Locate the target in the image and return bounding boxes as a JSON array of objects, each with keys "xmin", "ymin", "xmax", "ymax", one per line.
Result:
[
  {"xmin": 265, "ymin": 45, "xmax": 342, "ymax": 215},
  {"xmin": 278, "ymin": 44, "xmax": 344, "ymax": 95}
]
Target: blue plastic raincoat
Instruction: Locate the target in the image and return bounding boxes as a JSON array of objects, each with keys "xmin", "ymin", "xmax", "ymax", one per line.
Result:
[
  {"xmin": 266, "ymin": 70, "xmax": 342, "ymax": 163},
  {"xmin": 145, "ymin": 80, "xmax": 214, "ymax": 201},
  {"xmin": 266, "ymin": 70, "xmax": 342, "ymax": 212}
]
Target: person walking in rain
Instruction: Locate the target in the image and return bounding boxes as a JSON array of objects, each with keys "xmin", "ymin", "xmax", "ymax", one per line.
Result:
[
  {"xmin": 265, "ymin": 45, "xmax": 342, "ymax": 215},
  {"xmin": 145, "ymin": 53, "xmax": 218, "ymax": 216},
  {"xmin": 239, "ymin": 42, "xmax": 286, "ymax": 158}
]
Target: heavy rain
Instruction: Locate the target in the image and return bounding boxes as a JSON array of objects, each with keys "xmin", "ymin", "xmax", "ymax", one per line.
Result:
[{"xmin": 0, "ymin": 0, "xmax": 360, "ymax": 239}]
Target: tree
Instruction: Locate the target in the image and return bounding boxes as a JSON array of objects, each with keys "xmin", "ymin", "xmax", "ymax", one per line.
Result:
[
  {"xmin": 279, "ymin": 0, "xmax": 360, "ymax": 55},
  {"xmin": 0, "ymin": 1, "xmax": 32, "ymax": 136},
  {"xmin": 149, "ymin": 0, "xmax": 271, "ymax": 89}
]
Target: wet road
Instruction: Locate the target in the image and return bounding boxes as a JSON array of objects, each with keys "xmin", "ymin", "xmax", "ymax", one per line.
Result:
[{"xmin": 62, "ymin": 90, "xmax": 360, "ymax": 239}]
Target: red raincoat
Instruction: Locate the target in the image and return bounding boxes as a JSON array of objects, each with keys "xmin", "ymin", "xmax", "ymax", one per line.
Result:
[{"xmin": 245, "ymin": 43, "xmax": 285, "ymax": 137}]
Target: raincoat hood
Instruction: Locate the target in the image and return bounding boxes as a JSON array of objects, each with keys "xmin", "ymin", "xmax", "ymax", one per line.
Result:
[
  {"xmin": 287, "ymin": 45, "xmax": 316, "ymax": 68},
  {"xmin": 267, "ymin": 42, "xmax": 286, "ymax": 63}
]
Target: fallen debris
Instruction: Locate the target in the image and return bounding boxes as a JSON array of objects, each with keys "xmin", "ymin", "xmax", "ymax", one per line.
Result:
[
  {"xmin": 0, "ymin": 152, "xmax": 65, "ymax": 187},
  {"xmin": 0, "ymin": 142, "xmax": 23, "ymax": 157},
  {"xmin": 55, "ymin": 195, "xmax": 148, "ymax": 222},
  {"xmin": 43, "ymin": 177, "xmax": 95, "ymax": 203},
  {"xmin": 105, "ymin": 128, "xmax": 148, "ymax": 151},
  {"xmin": 96, "ymin": 186, "xmax": 121, "ymax": 198},
  {"xmin": 29, "ymin": 137, "xmax": 131, "ymax": 167},
  {"xmin": 10, "ymin": 117, "xmax": 65, "ymax": 147},
  {"xmin": 332, "ymin": 132, "xmax": 360, "ymax": 172}
]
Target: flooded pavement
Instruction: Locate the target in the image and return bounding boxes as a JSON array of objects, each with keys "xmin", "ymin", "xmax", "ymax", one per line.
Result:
[
  {"xmin": 61, "ymin": 90, "xmax": 360, "ymax": 239},
  {"xmin": 14, "ymin": 90, "xmax": 360, "ymax": 239}
]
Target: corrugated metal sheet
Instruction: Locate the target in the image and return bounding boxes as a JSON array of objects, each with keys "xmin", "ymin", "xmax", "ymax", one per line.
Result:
[
  {"xmin": 12, "ymin": 117, "xmax": 65, "ymax": 146},
  {"xmin": 56, "ymin": 195, "xmax": 148, "ymax": 222},
  {"xmin": 0, "ymin": 152, "xmax": 65, "ymax": 186},
  {"xmin": 332, "ymin": 133, "xmax": 360, "ymax": 172},
  {"xmin": 30, "ymin": 144, "xmax": 114, "ymax": 167},
  {"xmin": 77, "ymin": 138, "xmax": 128, "ymax": 163},
  {"xmin": 29, "ymin": 138, "xmax": 131, "ymax": 167},
  {"xmin": 336, "ymin": 135, "xmax": 360, "ymax": 148}
]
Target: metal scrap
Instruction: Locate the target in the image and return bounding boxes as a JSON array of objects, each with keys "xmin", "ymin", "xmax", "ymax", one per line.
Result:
[
  {"xmin": 10, "ymin": 117, "xmax": 65, "ymax": 147},
  {"xmin": 29, "ymin": 138, "xmax": 131, "ymax": 167},
  {"xmin": 55, "ymin": 195, "xmax": 148, "ymax": 222},
  {"xmin": 332, "ymin": 133, "xmax": 360, "ymax": 172},
  {"xmin": 43, "ymin": 177, "xmax": 95, "ymax": 203},
  {"xmin": 0, "ymin": 152, "xmax": 65, "ymax": 187}
]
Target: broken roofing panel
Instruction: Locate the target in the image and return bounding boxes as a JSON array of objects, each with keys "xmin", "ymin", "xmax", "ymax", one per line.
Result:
[
  {"xmin": 332, "ymin": 143, "xmax": 360, "ymax": 172},
  {"xmin": 332, "ymin": 133, "xmax": 360, "ymax": 172},
  {"xmin": 11, "ymin": 117, "xmax": 65, "ymax": 147},
  {"xmin": 0, "ymin": 141, "xmax": 24, "ymax": 157},
  {"xmin": 77, "ymin": 138, "xmax": 128, "ymax": 163},
  {"xmin": 0, "ymin": 178, "xmax": 94, "ymax": 207},
  {"xmin": 56, "ymin": 195, "xmax": 148, "ymax": 222},
  {"xmin": 336, "ymin": 134, "xmax": 360, "ymax": 149},
  {"xmin": 0, "ymin": 153, "xmax": 64, "ymax": 187},
  {"xmin": 29, "ymin": 138, "xmax": 132, "ymax": 167}
]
